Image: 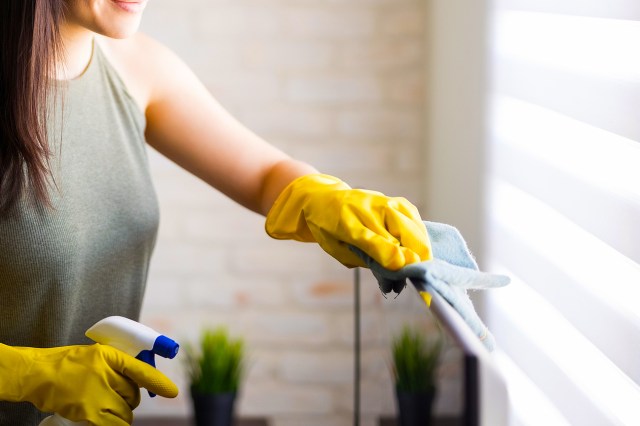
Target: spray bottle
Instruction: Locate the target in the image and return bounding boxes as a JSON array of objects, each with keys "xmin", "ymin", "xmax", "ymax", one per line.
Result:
[{"xmin": 38, "ymin": 316, "xmax": 180, "ymax": 426}]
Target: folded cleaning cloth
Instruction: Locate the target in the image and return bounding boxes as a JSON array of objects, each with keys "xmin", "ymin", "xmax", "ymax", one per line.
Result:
[{"xmin": 351, "ymin": 221, "xmax": 510, "ymax": 351}]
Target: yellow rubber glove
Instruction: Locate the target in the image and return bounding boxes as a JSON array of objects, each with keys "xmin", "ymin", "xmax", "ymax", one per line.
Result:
[
  {"xmin": 0, "ymin": 343, "xmax": 178, "ymax": 426},
  {"xmin": 265, "ymin": 174, "xmax": 432, "ymax": 270}
]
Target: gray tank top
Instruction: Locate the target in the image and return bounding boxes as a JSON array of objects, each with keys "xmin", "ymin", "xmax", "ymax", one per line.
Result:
[{"xmin": 0, "ymin": 41, "xmax": 159, "ymax": 424}]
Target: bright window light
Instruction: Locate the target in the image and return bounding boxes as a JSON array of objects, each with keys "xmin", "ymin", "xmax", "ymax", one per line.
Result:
[
  {"xmin": 493, "ymin": 11, "xmax": 640, "ymax": 82},
  {"xmin": 490, "ymin": 95, "xmax": 640, "ymax": 202},
  {"xmin": 488, "ymin": 179, "xmax": 640, "ymax": 323},
  {"xmin": 492, "ymin": 350, "xmax": 571, "ymax": 426},
  {"xmin": 486, "ymin": 4, "xmax": 640, "ymax": 425},
  {"xmin": 487, "ymin": 269, "xmax": 640, "ymax": 425}
]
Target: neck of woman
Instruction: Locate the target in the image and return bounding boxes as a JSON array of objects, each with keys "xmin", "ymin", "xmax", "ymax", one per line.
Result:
[{"xmin": 57, "ymin": 22, "xmax": 94, "ymax": 80}]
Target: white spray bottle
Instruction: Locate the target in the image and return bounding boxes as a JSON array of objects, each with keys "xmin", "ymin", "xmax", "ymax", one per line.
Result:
[{"xmin": 39, "ymin": 316, "xmax": 180, "ymax": 426}]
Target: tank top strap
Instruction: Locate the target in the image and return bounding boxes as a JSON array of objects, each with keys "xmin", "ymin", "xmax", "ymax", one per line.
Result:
[{"xmin": 71, "ymin": 38, "xmax": 146, "ymax": 134}]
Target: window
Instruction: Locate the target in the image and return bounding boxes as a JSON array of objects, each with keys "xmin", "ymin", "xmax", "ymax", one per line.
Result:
[{"xmin": 484, "ymin": 1, "xmax": 640, "ymax": 424}]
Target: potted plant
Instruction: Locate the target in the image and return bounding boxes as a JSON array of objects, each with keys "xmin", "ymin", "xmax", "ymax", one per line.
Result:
[
  {"xmin": 184, "ymin": 327, "xmax": 245, "ymax": 426},
  {"xmin": 391, "ymin": 325, "xmax": 443, "ymax": 426}
]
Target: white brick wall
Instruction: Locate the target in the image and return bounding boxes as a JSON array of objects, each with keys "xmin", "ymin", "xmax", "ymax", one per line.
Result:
[{"xmin": 135, "ymin": 1, "xmax": 453, "ymax": 424}]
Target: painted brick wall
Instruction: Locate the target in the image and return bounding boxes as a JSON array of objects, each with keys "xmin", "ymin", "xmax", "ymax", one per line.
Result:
[{"xmin": 135, "ymin": 1, "xmax": 452, "ymax": 425}]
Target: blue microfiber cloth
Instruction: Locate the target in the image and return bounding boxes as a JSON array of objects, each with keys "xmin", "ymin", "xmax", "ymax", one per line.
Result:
[{"xmin": 351, "ymin": 221, "xmax": 510, "ymax": 351}]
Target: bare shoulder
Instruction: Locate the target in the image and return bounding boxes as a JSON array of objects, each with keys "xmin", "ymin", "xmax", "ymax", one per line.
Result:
[{"xmin": 98, "ymin": 33, "xmax": 192, "ymax": 111}]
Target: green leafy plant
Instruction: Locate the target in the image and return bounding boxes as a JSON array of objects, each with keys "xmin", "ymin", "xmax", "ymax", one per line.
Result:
[
  {"xmin": 392, "ymin": 325, "xmax": 442, "ymax": 392},
  {"xmin": 185, "ymin": 327, "xmax": 245, "ymax": 394}
]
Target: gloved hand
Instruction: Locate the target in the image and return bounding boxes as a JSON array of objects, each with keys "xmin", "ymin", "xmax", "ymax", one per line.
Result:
[
  {"xmin": 0, "ymin": 343, "xmax": 178, "ymax": 425},
  {"xmin": 351, "ymin": 221, "xmax": 511, "ymax": 351},
  {"xmin": 265, "ymin": 174, "xmax": 432, "ymax": 270}
]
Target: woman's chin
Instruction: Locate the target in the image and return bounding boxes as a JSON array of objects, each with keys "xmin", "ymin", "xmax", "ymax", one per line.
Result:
[{"xmin": 98, "ymin": 17, "xmax": 144, "ymax": 39}]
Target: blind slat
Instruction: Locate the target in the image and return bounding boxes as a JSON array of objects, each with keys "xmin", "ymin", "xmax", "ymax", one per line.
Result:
[
  {"xmin": 488, "ymin": 222, "xmax": 640, "ymax": 383},
  {"xmin": 492, "ymin": 351, "xmax": 571, "ymax": 426},
  {"xmin": 493, "ymin": 58, "xmax": 640, "ymax": 142},
  {"xmin": 496, "ymin": 0, "xmax": 640, "ymax": 20},
  {"xmin": 495, "ymin": 11, "xmax": 640, "ymax": 82},
  {"xmin": 491, "ymin": 95, "xmax": 640, "ymax": 201},
  {"xmin": 485, "ymin": 277, "xmax": 640, "ymax": 425},
  {"xmin": 491, "ymin": 141, "xmax": 640, "ymax": 263},
  {"xmin": 489, "ymin": 180, "xmax": 640, "ymax": 316}
]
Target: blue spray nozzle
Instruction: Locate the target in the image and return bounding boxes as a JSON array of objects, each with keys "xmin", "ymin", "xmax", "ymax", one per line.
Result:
[
  {"xmin": 153, "ymin": 335, "xmax": 180, "ymax": 359},
  {"xmin": 136, "ymin": 336, "xmax": 179, "ymax": 398},
  {"xmin": 136, "ymin": 350, "xmax": 156, "ymax": 367},
  {"xmin": 136, "ymin": 350, "xmax": 158, "ymax": 398}
]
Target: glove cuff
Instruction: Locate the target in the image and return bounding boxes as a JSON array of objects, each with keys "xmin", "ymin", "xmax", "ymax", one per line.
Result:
[
  {"xmin": 0, "ymin": 344, "xmax": 31, "ymax": 402},
  {"xmin": 265, "ymin": 174, "xmax": 350, "ymax": 241}
]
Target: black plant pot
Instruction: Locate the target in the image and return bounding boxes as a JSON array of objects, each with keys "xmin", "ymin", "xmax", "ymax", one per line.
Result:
[
  {"xmin": 190, "ymin": 389, "xmax": 237, "ymax": 426},
  {"xmin": 396, "ymin": 388, "xmax": 436, "ymax": 426}
]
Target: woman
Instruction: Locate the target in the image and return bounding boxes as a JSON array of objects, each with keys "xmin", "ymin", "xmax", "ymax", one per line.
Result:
[{"xmin": 0, "ymin": 1, "xmax": 431, "ymax": 424}]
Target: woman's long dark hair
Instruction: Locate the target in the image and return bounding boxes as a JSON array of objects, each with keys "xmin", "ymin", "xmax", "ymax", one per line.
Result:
[{"xmin": 0, "ymin": 0, "xmax": 66, "ymax": 214}]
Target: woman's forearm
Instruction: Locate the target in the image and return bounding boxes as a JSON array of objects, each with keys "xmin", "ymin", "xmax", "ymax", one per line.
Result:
[{"xmin": 257, "ymin": 158, "xmax": 318, "ymax": 216}]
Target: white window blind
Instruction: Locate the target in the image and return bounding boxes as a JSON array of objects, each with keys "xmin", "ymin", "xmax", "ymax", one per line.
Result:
[{"xmin": 484, "ymin": 1, "xmax": 640, "ymax": 425}]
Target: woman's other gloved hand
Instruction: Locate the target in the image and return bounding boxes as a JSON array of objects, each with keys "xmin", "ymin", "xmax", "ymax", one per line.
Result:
[
  {"xmin": 0, "ymin": 343, "xmax": 178, "ymax": 425},
  {"xmin": 265, "ymin": 174, "xmax": 432, "ymax": 270}
]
